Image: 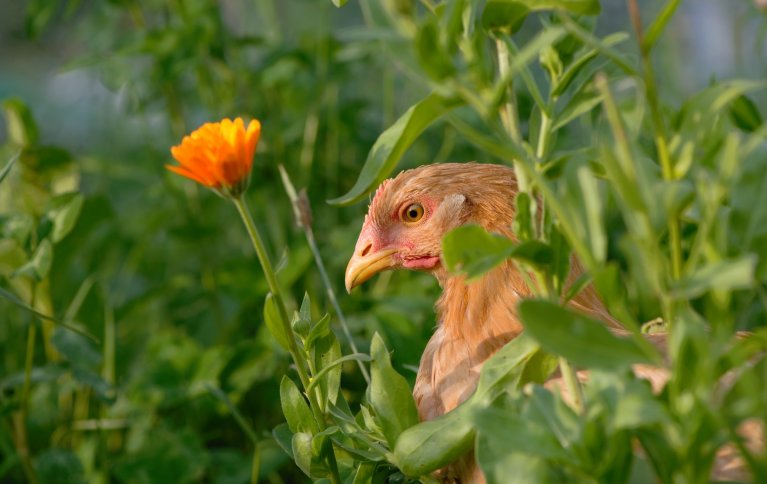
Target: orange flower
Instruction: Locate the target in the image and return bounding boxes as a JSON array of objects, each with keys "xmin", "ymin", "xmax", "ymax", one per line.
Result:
[{"xmin": 168, "ymin": 117, "xmax": 261, "ymax": 197}]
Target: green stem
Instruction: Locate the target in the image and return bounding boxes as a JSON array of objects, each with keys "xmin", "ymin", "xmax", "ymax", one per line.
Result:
[
  {"xmin": 278, "ymin": 165, "xmax": 371, "ymax": 384},
  {"xmin": 232, "ymin": 196, "xmax": 341, "ymax": 484},
  {"xmin": 495, "ymin": 37, "xmax": 529, "ymax": 192},
  {"xmin": 536, "ymin": 111, "xmax": 552, "ymax": 161},
  {"xmin": 627, "ymin": 0, "xmax": 682, "ymax": 282},
  {"xmin": 558, "ymin": 357, "xmax": 585, "ymax": 414},
  {"xmin": 250, "ymin": 443, "xmax": 262, "ymax": 484},
  {"xmin": 14, "ymin": 282, "xmax": 38, "ymax": 484},
  {"xmin": 495, "ymin": 38, "xmax": 523, "ymax": 144}
]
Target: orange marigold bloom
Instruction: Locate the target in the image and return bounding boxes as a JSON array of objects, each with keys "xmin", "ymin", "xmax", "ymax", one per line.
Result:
[{"xmin": 168, "ymin": 117, "xmax": 261, "ymax": 197}]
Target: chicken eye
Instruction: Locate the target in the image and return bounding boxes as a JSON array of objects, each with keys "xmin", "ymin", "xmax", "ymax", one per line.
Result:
[{"xmin": 402, "ymin": 203, "xmax": 424, "ymax": 223}]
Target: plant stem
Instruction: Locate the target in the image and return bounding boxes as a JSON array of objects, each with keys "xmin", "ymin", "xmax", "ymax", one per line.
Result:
[
  {"xmin": 232, "ymin": 196, "xmax": 341, "ymax": 484},
  {"xmin": 13, "ymin": 282, "xmax": 38, "ymax": 484},
  {"xmin": 627, "ymin": 0, "xmax": 682, "ymax": 282},
  {"xmin": 558, "ymin": 357, "xmax": 585, "ymax": 414},
  {"xmin": 495, "ymin": 36, "xmax": 530, "ymax": 192},
  {"xmin": 278, "ymin": 165, "xmax": 371, "ymax": 384},
  {"xmin": 495, "ymin": 38, "xmax": 523, "ymax": 144}
]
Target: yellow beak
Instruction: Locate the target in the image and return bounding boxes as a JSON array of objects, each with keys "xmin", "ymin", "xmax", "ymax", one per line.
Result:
[{"xmin": 344, "ymin": 248, "xmax": 397, "ymax": 293}]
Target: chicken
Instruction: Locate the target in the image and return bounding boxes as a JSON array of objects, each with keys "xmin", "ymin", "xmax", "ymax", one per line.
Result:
[
  {"xmin": 345, "ymin": 163, "xmax": 614, "ymax": 418},
  {"xmin": 344, "ymin": 162, "xmax": 759, "ymax": 482}
]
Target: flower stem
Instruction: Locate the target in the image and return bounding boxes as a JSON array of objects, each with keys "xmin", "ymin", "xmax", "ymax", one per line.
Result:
[
  {"xmin": 232, "ymin": 196, "xmax": 341, "ymax": 484},
  {"xmin": 277, "ymin": 165, "xmax": 371, "ymax": 384}
]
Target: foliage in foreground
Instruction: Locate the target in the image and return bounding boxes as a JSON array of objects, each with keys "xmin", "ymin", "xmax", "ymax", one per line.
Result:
[{"xmin": 1, "ymin": 0, "xmax": 767, "ymax": 483}]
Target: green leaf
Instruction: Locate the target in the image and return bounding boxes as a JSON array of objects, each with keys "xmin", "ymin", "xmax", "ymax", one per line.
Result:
[
  {"xmin": 393, "ymin": 409, "xmax": 474, "ymax": 476},
  {"xmin": 474, "ymin": 333, "xmax": 543, "ymax": 397},
  {"xmin": 369, "ymin": 333, "xmax": 419, "ymax": 448},
  {"xmin": 307, "ymin": 353, "xmax": 371, "ymax": 394},
  {"xmin": 481, "ymin": 1, "xmax": 530, "ymax": 32},
  {"xmin": 51, "ymin": 327, "xmax": 102, "ymax": 368},
  {"xmin": 329, "ymin": 94, "xmax": 461, "ymax": 206},
  {"xmin": 46, "ymin": 192, "xmax": 84, "ymax": 243},
  {"xmin": 482, "ymin": 0, "xmax": 600, "ymax": 32},
  {"xmin": 671, "ymin": 255, "xmax": 757, "ymax": 299},
  {"xmin": 442, "ymin": 225, "xmax": 515, "ymax": 279},
  {"xmin": 2, "ymin": 98, "xmax": 39, "ymax": 147},
  {"xmin": 518, "ymin": 300, "xmax": 653, "ymax": 369},
  {"xmin": 264, "ymin": 293, "xmax": 290, "ymax": 351},
  {"xmin": 311, "ymin": 330, "xmax": 342, "ymax": 407},
  {"xmin": 292, "ymin": 432, "xmax": 326, "ymax": 478},
  {"xmin": 272, "ymin": 423, "xmax": 294, "ymax": 459},
  {"xmin": 415, "ymin": 20, "xmax": 455, "ymax": 80},
  {"xmin": 552, "ymin": 32, "xmax": 628, "ymax": 97},
  {"xmin": 0, "ymin": 150, "xmax": 19, "ymax": 185},
  {"xmin": 279, "ymin": 376, "xmax": 318, "ymax": 435},
  {"xmin": 474, "ymin": 405, "xmax": 572, "ymax": 465},
  {"xmin": 14, "ymin": 239, "xmax": 53, "ymax": 281},
  {"xmin": 642, "ymin": 0, "xmax": 681, "ymax": 52},
  {"xmin": 729, "ymin": 94, "xmax": 763, "ymax": 132},
  {"xmin": 552, "ymin": 87, "xmax": 604, "ymax": 131},
  {"xmin": 305, "ymin": 313, "xmax": 331, "ymax": 350},
  {"xmin": 443, "ymin": 225, "xmax": 558, "ymax": 280},
  {"xmin": 331, "ymin": 0, "xmax": 348, "ymax": 6}
]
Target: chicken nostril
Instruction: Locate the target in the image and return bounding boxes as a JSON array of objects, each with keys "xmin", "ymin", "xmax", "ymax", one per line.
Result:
[{"xmin": 360, "ymin": 242, "xmax": 372, "ymax": 257}]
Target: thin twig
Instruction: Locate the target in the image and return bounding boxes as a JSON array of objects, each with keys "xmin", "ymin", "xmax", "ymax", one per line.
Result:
[{"xmin": 278, "ymin": 165, "xmax": 371, "ymax": 384}]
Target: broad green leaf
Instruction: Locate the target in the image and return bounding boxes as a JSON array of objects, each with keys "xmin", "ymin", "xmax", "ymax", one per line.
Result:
[
  {"xmin": 482, "ymin": 0, "xmax": 599, "ymax": 32},
  {"xmin": 671, "ymin": 255, "xmax": 756, "ymax": 299},
  {"xmin": 311, "ymin": 330, "xmax": 342, "ymax": 407},
  {"xmin": 331, "ymin": 0, "xmax": 348, "ymax": 6},
  {"xmin": 518, "ymin": 300, "xmax": 653, "ymax": 369},
  {"xmin": 329, "ymin": 94, "xmax": 461, "ymax": 206},
  {"xmin": 2, "ymin": 98, "xmax": 39, "ymax": 147},
  {"xmin": 14, "ymin": 238, "xmax": 53, "ymax": 281},
  {"xmin": 352, "ymin": 462, "xmax": 377, "ymax": 484},
  {"xmin": 46, "ymin": 192, "xmax": 84, "ymax": 243},
  {"xmin": 292, "ymin": 432, "xmax": 327, "ymax": 478},
  {"xmin": 393, "ymin": 409, "xmax": 474, "ymax": 476},
  {"xmin": 443, "ymin": 225, "xmax": 558, "ymax": 280},
  {"xmin": 264, "ymin": 293, "xmax": 290, "ymax": 351},
  {"xmin": 280, "ymin": 376, "xmax": 318, "ymax": 435},
  {"xmin": 0, "ymin": 150, "xmax": 19, "ymax": 184},
  {"xmin": 474, "ymin": 333, "xmax": 544, "ymax": 398},
  {"xmin": 369, "ymin": 333, "xmax": 418, "ymax": 447},
  {"xmin": 273, "ymin": 423, "xmax": 294, "ymax": 459},
  {"xmin": 415, "ymin": 20, "xmax": 455, "ymax": 80},
  {"xmin": 481, "ymin": 1, "xmax": 529, "ymax": 32},
  {"xmin": 729, "ymin": 94, "xmax": 763, "ymax": 132},
  {"xmin": 474, "ymin": 404, "xmax": 572, "ymax": 465},
  {"xmin": 442, "ymin": 225, "xmax": 515, "ymax": 279},
  {"xmin": 51, "ymin": 327, "xmax": 102, "ymax": 368}
]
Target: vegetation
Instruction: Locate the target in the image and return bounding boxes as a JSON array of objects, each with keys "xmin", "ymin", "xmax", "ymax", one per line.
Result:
[{"xmin": 1, "ymin": 0, "xmax": 766, "ymax": 482}]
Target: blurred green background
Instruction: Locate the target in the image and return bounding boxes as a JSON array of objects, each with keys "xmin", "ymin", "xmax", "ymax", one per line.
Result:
[{"xmin": 0, "ymin": 1, "xmax": 765, "ymax": 482}]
